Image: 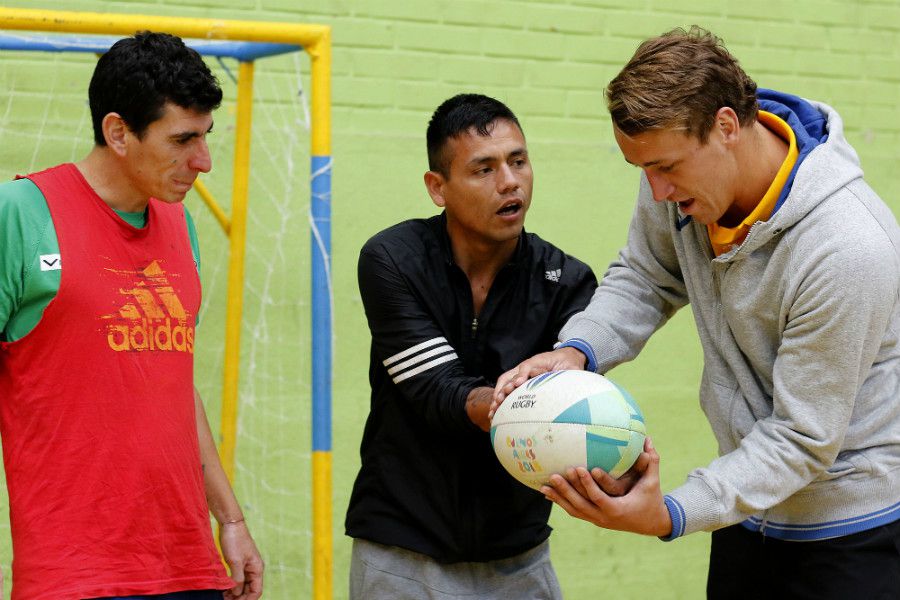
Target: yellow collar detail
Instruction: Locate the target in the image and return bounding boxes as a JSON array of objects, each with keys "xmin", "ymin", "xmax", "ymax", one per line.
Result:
[{"xmin": 707, "ymin": 111, "xmax": 799, "ymax": 256}]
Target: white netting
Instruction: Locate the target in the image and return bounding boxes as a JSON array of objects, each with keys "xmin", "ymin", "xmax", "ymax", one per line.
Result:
[{"xmin": 0, "ymin": 38, "xmax": 316, "ymax": 599}]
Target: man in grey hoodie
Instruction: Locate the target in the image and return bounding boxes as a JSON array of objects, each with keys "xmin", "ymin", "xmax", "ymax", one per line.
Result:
[{"xmin": 492, "ymin": 27, "xmax": 900, "ymax": 599}]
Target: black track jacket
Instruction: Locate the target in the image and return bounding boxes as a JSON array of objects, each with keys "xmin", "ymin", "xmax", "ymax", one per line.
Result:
[{"xmin": 345, "ymin": 213, "xmax": 598, "ymax": 563}]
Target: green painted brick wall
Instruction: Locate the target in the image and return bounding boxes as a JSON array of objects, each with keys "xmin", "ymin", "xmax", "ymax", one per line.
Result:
[{"xmin": 0, "ymin": 2, "xmax": 898, "ymax": 600}]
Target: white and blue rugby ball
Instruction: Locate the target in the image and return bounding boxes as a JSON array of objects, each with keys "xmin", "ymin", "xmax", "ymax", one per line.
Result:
[{"xmin": 490, "ymin": 370, "xmax": 646, "ymax": 491}]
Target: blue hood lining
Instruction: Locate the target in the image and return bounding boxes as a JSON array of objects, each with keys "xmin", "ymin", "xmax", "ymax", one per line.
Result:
[{"xmin": 757, "ymin": 89, "xmax": 826, "ymax": 212}]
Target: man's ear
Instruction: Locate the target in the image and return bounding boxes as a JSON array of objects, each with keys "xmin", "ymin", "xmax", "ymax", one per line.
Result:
[
  {"xmin": 424, "ymin": 170, "xmax": 446, "ymax": 208},
  {"xmin": 102, "ymin": 112, "xmax": 130, "ymax": 156},
  {"xmin": 714, "ymin": 106, "xmax": 741, "ymax": 144}
]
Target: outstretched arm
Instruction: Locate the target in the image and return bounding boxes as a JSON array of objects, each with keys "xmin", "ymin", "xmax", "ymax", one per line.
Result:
[
  {"xmin": 195, "ymin": 387, "xmax": 264, "ymax": 600},
  {"xmin": 359, "ymin": 243, "xmax": 489, "ymax": 432}
]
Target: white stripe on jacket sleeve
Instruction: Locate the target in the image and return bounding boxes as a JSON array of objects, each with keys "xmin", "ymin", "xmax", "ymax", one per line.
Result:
[{"xmin": 383, "ymin": 336, "xmax": 458, "ymax": 384}]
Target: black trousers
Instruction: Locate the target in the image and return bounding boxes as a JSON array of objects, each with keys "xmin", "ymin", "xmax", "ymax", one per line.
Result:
[{"xmin": 707, "ymin": 519, "xmax": 900, "ymax": 600}]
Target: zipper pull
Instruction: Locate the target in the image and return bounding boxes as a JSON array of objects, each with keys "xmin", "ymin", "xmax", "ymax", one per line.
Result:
[{"xmin": 471, "ymin": 317, "xmax": 478, "ymax": 338}]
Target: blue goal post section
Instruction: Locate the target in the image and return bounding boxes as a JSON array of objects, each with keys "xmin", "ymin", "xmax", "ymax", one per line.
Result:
[{"xmin": 0, "ymin": 8, "xmax": 333, "ymax": 600}]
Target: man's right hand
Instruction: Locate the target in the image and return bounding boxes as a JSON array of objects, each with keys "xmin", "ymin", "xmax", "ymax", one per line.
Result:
[
  {"xmin": 220, "ymin": 519, "xmax": 264, "ymax": 600},
  {"xmin": 490, "ymin": 346, "xmax": 588, "ymax": 418}
]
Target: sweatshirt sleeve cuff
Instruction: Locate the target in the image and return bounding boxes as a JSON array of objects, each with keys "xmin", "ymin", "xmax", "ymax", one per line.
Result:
[
  {"xmin": 556, "ymin": 338, "xmax": 597, "ymax": 372},
  {"xmin": 659, "ymin": 495, "xmax": 686, "ymax": 541}
]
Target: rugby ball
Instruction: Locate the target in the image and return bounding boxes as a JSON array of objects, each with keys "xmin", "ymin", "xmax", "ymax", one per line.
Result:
[{"xmin": 490, "ymin": 370, "xmax": 646, "ymax": 491}]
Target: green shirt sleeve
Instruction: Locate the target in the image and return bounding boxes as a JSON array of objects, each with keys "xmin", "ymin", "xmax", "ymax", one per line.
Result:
[{"xmin": 0, "ymin": 178, "xmax": 58, "ymax": 342}]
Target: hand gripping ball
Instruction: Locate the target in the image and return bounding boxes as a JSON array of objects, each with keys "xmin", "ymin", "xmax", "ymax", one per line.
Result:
[{"xmin": 490, "ymin": 370, "xmax": 646, "ymax": 491}]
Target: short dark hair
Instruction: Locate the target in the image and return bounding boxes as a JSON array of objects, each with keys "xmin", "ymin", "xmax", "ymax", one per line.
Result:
[
  {"xmin": 89, "ymin": 31, "xmax": 223, "ymax": 145},
  {"xmin": 606, "ymin": 26, "xmax": 758, "ymax": 142},
  {"xmin": 426, "ymin": 94, "xmax": 522, "ymax": 178}
]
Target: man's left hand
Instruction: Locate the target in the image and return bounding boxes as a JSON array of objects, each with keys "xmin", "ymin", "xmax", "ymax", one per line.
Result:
[
  {"xmin": 220, "ymin": 520, "xmax": 264, "ymax": 600},
  {"xmin": 541, "ymin": 437, "xmax": 672, "ymax": 537}
]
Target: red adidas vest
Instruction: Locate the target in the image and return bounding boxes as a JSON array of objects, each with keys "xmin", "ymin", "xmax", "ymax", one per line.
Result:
[{"xmin": 0, "ymin": 164, "xmax": 230, "ymax": 599}]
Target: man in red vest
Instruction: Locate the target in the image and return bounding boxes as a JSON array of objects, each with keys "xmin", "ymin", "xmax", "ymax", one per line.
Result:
[{"xmin": 0, "ymin": 32, "xmax": 263, "ymax": 600}]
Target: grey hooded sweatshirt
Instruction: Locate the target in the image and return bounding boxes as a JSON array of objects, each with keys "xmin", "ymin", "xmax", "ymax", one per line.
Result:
[{"xmin": 559, "ymin": 91, "xmax": 900, "ymax": 541}]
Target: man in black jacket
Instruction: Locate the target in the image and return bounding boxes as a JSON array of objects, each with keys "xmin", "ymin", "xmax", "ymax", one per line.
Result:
[{"xmin": 345, "ymin": 94, "xmax": 597, "ymax": 599}]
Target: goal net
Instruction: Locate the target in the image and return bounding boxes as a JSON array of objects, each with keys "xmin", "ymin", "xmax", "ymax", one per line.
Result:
[{"xmin": 0, "ymin": 11, "xmax": 332, "ymax": 600}]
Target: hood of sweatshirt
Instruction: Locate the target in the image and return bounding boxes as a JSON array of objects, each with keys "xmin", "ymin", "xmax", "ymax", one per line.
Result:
[{"xmin": 735, "ymin": 90, "xmax": 864, "ymax": 254}]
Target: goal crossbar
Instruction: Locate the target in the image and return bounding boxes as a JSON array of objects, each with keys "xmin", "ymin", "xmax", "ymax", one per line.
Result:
[{"xmin": 0, "ymin": 32, "xmax": 301, "ymax": 60}]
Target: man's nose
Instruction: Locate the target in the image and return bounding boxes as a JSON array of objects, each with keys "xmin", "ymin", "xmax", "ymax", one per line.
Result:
[
  {"xmin": 190, "ymin": 140, "xmax": 212, "ymax": 173},
  {"xmin": 497, "ymin": 163, "xmax": 519, "ymax": 193},
  {"xmin": 645, "ymin": 170, "xmax": 674, "ymax": 202}
]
